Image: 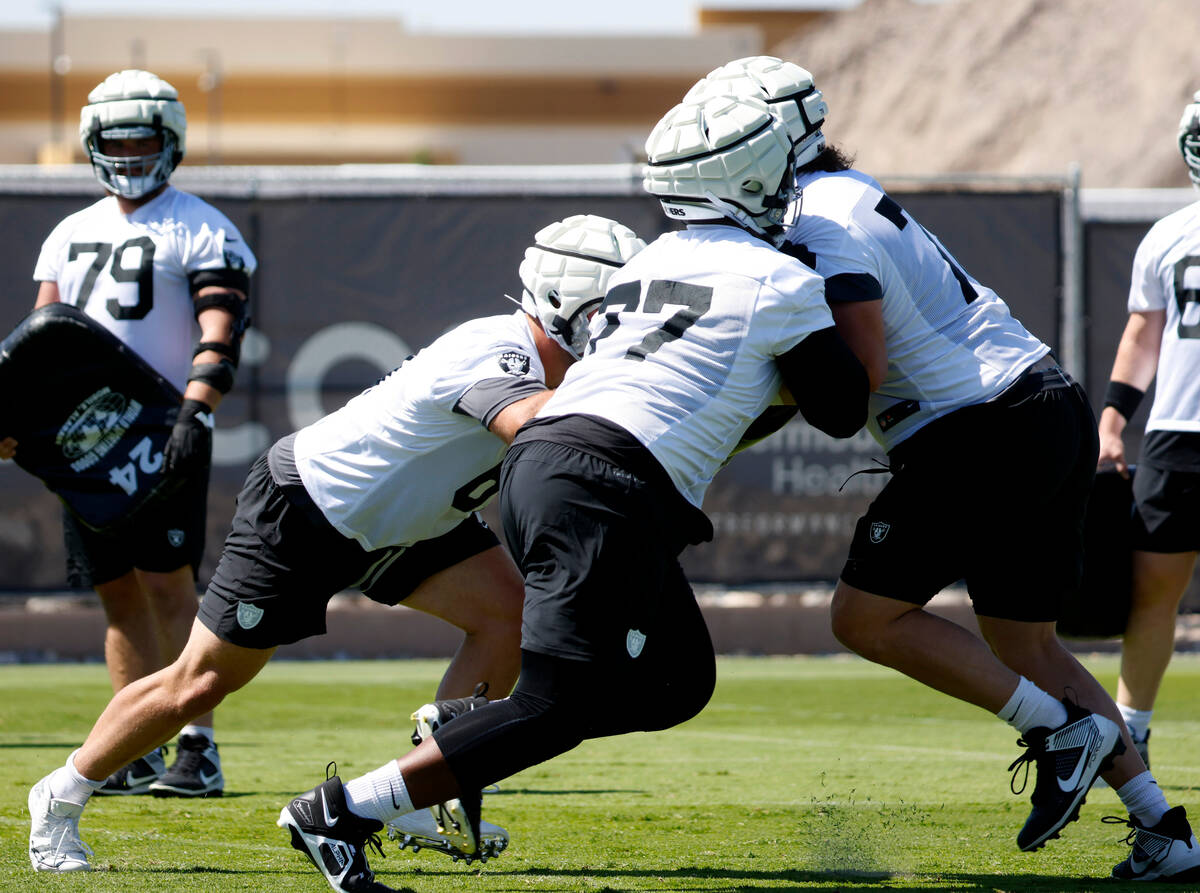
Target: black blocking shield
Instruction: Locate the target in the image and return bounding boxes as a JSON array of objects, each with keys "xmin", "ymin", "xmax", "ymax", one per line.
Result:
[
  {"xmin": 1058, "ymin": 468, "xmax": 1134, "ymax": 639},
  {"xmin": 0, "ymin": 303, "xmax": 183, "ymax": 531}
]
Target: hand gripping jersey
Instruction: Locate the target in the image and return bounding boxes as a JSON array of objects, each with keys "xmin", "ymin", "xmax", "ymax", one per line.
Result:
[
  {"xmin": 539, "ymin": 226, "xmax": 834, "ymax": 508},
  {"xmin": 294, "ymin": 310, "xmax": 547, "ymax": 551},
  {"xmin": 33, "ymin": 185, "xmax": 256, "ymax": 392},
  {"xmin": 1128, "ymin": 200, "xmax": 1200, "ymax": 433},
  {"xmin": 0, "ymin": 303, "xmax": 183, "ymax": 530},
  {"xmin": 786, "ymin": 169, "xmax": 1048, "ymax": 452}
]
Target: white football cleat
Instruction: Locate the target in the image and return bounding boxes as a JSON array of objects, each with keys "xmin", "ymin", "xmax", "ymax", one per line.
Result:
[
  {"xmin": 28, "ymin": 776, "xmax": 92, "ymax": 872},
  {"xmin": 386, "ymin": 808, "xmax": 509, "ymax": 864},
  {"xmin": 408, "ymin": 685, "xmax": 493, "ymax": 860}
]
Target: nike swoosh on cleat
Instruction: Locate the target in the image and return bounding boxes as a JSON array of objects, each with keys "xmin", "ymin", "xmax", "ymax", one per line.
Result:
[
  {"xmin": 1126, "ymin": 857, "xmax": 1154, "ymax": 877},
  {"xmin": 320, "ymin": 790, "xmax": 338, "ymax": 827},
  {"xmin": 1056, "ymin": 748, "xmax": 1092, "ymax": 792}
]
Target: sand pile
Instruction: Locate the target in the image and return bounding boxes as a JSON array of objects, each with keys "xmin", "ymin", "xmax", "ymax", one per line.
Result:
[{"xmin": 777, "ymin": 0, "xmax": 1198, "ymax": 187}]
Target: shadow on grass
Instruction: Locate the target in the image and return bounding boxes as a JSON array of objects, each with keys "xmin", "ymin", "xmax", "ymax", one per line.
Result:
[
  {"xmin": 107, "ymin": 865, "xmax": 419, "ymax": 891},
  {"xmin": 498, "ymin": 788, "xmax": 645, "ymax": 796},
  {"xmin": 384, "ymin": 865, "xmax": 1133, "ymax": 891}
]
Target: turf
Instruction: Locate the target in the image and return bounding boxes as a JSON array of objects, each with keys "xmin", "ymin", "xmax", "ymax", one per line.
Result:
[{"xmin": 2, "ymin": 654, "xmax": 1198, "ymax": 891}]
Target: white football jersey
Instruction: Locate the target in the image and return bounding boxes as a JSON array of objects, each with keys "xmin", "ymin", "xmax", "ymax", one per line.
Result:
[
  {"xmin": 1128, "ymin": 199, "xmax": 1200, "ymax": 433},
  {"xmin": 540, "ymin": 225, "xmax": 833, "ymax": 508},
  {"xmin": 787, "ymin": 169, "xmax": 1048, "ymax": 451},
  {"xmin": 33, "ymin": 186, "xmax": 256, "ymax": 392},
  {"xmin": 295, "ymin": 310, "xmax": 547, "ymax": 551}
]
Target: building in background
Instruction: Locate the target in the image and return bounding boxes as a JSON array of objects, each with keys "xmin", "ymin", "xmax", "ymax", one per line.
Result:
[{"xmin": 0, "ymin": 6, "xmax": 836, "ymax": 167}]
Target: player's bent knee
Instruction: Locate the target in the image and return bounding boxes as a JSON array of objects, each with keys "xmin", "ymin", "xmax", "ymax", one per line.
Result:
[
  {"xmin": 438, "ymin": 685, "xmax": 586, "ymax": 792},
  {"xmin": 829, "ymin": 600, "xmax": 868, "ymax": 654},
  {"xmin": 164, "ymin": 663, "xmax": 233, "ymax": 718}
]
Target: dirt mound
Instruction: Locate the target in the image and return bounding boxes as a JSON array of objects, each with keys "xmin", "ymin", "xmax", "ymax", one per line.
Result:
[{"xmin": 777, "ymin": 0, "xmax": 1198, "ymax": 187}]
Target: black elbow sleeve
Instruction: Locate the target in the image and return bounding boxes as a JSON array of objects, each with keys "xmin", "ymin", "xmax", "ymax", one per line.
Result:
[{"xmin": 777, "ymin": 326, "xmax": 869, "ymax": 438}]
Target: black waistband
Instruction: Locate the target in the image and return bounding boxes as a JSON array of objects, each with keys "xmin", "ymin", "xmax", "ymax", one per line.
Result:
[
  {"xmin": 988, "ymin": 354, "xmax": 1073, "ymax": 408},
  {"xmin": 267, "ymin": 433, "xmax": 341, "ymax": 534},
  {"xmin": 512, "ymin": 413, "xmax": 714, "ymax": 544}
]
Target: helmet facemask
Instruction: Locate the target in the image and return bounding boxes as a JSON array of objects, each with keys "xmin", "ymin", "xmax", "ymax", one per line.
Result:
[
  {"xmin": 529, "ymin": 288, "xmax": 604, "ymax": 359},
  {"xmin": 85, "ymin": 124, "xmax": 179, "ymax": 199},
  {"xmin": 1180, "ymin": 91, "xmax": 1200, "ymax": 190}
]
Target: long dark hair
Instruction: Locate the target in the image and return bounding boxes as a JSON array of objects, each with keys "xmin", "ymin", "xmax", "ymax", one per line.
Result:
[{"xmin": 796, "ymin": 143, "xmax": 855, "ymax": 175}]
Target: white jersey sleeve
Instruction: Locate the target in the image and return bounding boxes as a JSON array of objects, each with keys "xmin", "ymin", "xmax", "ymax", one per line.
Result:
[
  {"xmin": 787, "ymin": 170, "xmax": 1048, "ymax": 451},
  {"xmin": 32, "ymin": 186, "xmax": 256, "ymax": 391},
  {"xmin": 1128, "ymin": 200, "xmax": 1200, "ymax": 432},
  {"xmin": 540, "ymin": 226, "xmax": 833, "ymax": 508},
  {"xmin": 294, "ymin": 310, "xmax": 546, "ymax": 550}
]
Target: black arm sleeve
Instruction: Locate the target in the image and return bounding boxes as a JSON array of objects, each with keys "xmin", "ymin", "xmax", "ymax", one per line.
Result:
[{"xmin": 776, "ymin": 325, "xmax": 869, "ymax": 439}]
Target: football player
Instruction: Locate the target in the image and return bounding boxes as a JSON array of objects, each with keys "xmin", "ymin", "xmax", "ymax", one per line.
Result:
[
  {"xmin": 275, "ymin": 94, "xmax": 869, "ymax": 892},
  {"xmin": 691, "ymin": 56, "xmax": 1200, "ymax": 881},
  {"xmin": 27, "ymin": 214, "xmax": 646, "ymax": 882},
  {"xmin": 2, "ymin": 69, "xmax": 255, "ymax": 800},
  {"xmin": 1091, "ymin": 89, "xmax": 1200, "ymax": 878}
]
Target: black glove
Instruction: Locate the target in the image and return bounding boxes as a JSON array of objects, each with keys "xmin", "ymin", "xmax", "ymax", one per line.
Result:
[{"xmin": 163, "ymin": 398, "xmax": 214, "ymax": 475}]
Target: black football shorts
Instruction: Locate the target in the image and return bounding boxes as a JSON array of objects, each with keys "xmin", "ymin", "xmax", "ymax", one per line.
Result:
[
  {"xmin": 499, "ymin": 438, "xmax": 700, "ymax": 664},
  {"xmin": 198, "ymin": 452, "xmax": 498, "ymax": 649},
  {"xmin": 840, "ymin": 370, "xmax": 1098, "ymax": 621},
  {"xmin": 1131, "ymin": 463, "xmax": 1200, "ymax": 553}
]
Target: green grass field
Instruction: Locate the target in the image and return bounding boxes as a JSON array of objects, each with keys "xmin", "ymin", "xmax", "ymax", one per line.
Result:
[{"xmin": 2, "ymin": 654, "xmax": 1198, "ymax": 892}]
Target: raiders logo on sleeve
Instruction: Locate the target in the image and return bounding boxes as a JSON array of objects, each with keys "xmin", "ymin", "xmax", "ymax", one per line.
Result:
[{"xmin": 499, "ymin": 351, "xmax": 531, "ymax": 376}]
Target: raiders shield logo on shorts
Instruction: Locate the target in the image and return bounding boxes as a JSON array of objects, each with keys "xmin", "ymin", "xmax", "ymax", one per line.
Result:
[
  {"xmin": 626, "ymin": 628, "xmax": 647, "ymax": 658},
  {"xmin": 166, "ymin": 528, "xmax": 185, "ymax": 548},
  {"xmin": 236, "ymin": 601, "xmax": 264, "ymax": 630},
  {"xmin": 869, "ymin": 521, "xmax": 891, "ymax": 544}
]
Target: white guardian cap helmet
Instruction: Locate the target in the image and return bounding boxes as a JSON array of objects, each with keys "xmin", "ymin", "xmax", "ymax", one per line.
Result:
[
  {"xmin": 79, "ymin": 69, "xmax": 187, "ymax": 199},
  {"xmin": 644, "ymin": 94, "xmax": 795, "ymax": 245},
  {"xmin": 517, "ymin": 214, "xmax": 646, "ymax": 359},
  {"xmin": 1180, "ymin": 90, "xmax": 1200, "ymax": 189},
  {"xmin": 686, "ymin": 56, "xmax": 828, "ymax": 169}
]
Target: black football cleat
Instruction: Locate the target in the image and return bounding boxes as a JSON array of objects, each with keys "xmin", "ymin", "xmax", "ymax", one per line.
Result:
[
  {"xmin": 278, "ymin": 767, "xmax": 397, "ymax": 892},
  {"xmin": 1009, "ymin": 699, "xmax": 1123, "ymax": 852},
  {"xmin": 1107, "ymin": 806, "xmax": 1200, "ymax": 882}
]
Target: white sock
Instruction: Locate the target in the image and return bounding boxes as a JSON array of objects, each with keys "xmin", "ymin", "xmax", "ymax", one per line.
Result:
[
  {"xmin": 343, "ymin": 760, "xmax": 413, "ymax": 824},
  {"xmin": 48, "ymin": 750, "xmax": 105, "ymax": 805},
  {"xmin": 996, "ymin": 677, "xmax": 1068, "ymax": 734},
  {"xmin": 180, "ymin": 724, "xmax": 215, "ymax": 744},
  {"xmin": 1116, "ymin": 771, "xmax": 1169, "ymax": 827},
  {"xmin": 1117, "ymin": 703, "xmax": 1153, "ymax": 742}
]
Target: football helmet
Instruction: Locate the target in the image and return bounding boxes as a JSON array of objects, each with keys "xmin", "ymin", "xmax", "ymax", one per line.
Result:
[
  {"xmin": 79, "ymin": 70, "xmax": 187, "ymax": 199},
  {"xmin": 644, "ymin": 94, "xmax": 795, "ymax": 245},
  {"xmin": 1179, "ymin": 89, "xmax": 1200, "ymax": 189},
  {"xmin": 517, "ymin": 215, "xmax": 646, "ymax": 359},
  {"xmin": 685, "ymin": 56, "xmax": 827, "ymax": 169}
]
